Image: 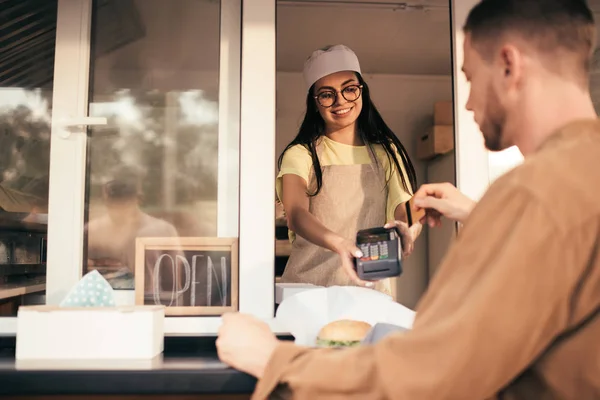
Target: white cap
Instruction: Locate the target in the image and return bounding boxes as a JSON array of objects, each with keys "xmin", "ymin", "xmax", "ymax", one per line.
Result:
[{"xmin": 302, "ymin": 45, "xmax": 361, "ymax": 92}]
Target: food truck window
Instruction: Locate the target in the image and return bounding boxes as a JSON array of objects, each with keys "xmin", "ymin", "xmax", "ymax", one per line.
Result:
[
  {"xmin": 0, "ymin": 0, "xmax": 58, "ymax": 316},
  {"xmin": 36, "ymin": 0, "xmax": 276, "ymax": 331}
]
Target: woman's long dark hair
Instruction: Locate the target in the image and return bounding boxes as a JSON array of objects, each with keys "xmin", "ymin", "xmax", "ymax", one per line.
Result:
[{"xmin": 278, "ymin": 73, "xmax": 417, "ymax": 198}]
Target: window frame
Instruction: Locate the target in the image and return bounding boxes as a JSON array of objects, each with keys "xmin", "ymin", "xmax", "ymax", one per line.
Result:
[
  {"xmin": 451, "ymin": 0, "xmax": 490, "ymax": 202},
  {"xmin": 451, "ymin": 0, "xmax": 523, "ymax": 201},
  {"xmin": 0, "ymin": 0, "xmax": 278, "ymax": 335}
]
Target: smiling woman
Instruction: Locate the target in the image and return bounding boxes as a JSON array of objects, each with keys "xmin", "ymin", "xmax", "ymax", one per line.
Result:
[{"xmin": 276, "ymin": 44, "xmax": 422, "ymax": 297}]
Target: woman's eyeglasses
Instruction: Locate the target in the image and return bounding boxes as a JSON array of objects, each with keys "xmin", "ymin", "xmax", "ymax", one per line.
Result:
[{"xmin": 314, "ymin": 85, "xmax": 363, "ymax": 108}]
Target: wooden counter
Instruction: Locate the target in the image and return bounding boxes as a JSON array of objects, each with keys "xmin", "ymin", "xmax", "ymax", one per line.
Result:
[
  {"xmin": 0, "ymin": 335, "xmax": 293, "ymax": 398},
  {"xmin": 0, "ymin": 281, "xmax": 45, "ymax": 301}
]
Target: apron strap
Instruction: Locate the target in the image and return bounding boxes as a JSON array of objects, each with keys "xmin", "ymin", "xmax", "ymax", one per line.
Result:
[{"xmin": 365, "ymin": 144, "xmax": 387, "ymax": 191}]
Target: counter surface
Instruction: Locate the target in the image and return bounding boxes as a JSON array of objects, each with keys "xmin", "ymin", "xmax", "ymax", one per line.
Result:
[
  {"xmin": 0, "ymin": 281, "xmax": 45, "ymax": 300},
  {"xmin": 0, "ymin": 335, "xmax": 293, "ymax": 395}
]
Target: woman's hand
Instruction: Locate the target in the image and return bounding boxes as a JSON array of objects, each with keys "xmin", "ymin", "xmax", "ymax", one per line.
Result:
[
  {"xmin": 331, "ymin": 237, "xmax": 376, "ymax": 288},
  {"xmin": 384, "ymin": 220, "xmax": 419, "ymax": 257}
]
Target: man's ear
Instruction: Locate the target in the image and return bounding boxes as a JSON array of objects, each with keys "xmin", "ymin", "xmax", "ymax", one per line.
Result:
[{"xmin": 499, "ymin": 44, "xmax": 522, "ymax": 86}]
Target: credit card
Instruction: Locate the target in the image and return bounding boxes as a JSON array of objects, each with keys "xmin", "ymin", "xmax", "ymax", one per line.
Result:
[{"xmin": 409, "ymin": 197, "xmax": 426, "ymax": 225}]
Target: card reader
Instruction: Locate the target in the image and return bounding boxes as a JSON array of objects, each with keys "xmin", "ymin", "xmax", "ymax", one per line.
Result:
[{"xmin": 354, "ymin": 227, "xmax": 402, "ymax": 280}]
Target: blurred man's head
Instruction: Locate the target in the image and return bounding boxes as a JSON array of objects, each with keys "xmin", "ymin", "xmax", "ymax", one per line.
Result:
[
  {"xmin": 462, "ymin": 0, "xmax": 596, "ymax": 154},
  {"xmin": 102, "ymin": 166, "xmax": 142, "ymax": 220}
]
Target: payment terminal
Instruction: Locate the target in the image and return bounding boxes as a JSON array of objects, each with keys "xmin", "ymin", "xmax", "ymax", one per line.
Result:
[{"xmin": 354, "ymin": 227, "xmax": 402, "ymax": 280}]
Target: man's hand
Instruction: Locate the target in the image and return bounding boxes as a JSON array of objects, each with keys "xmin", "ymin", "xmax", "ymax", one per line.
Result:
[
  {"xmin": 383, "ymin": 220, "xmax": 418, "ymax": 257},
  {"xmin": 216, "ymin": 313, "xmax": 280, "ymax": 378},
  {"xmin": 413, "ymin": 183, "xmax": 476, "ymax": 226}
]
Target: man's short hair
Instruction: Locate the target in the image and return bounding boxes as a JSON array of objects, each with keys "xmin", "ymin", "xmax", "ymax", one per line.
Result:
[
  {"xmin": 103, "ymin": 165, "xmax": 142, "ymax": 200},
  {"xmin": 464, "ymin": 0, "xmax": 596, "ymax": 80}
]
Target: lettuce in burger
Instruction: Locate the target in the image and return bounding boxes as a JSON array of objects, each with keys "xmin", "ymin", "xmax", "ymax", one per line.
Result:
[{"xmin": 315, "ymin": 319, "xmax": 372, "ymax": 348}]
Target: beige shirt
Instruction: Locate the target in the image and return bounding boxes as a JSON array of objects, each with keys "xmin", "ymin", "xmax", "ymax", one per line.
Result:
[{"xmin": 254, "ymin": 119, "xmax": 600, "ymax": 400}]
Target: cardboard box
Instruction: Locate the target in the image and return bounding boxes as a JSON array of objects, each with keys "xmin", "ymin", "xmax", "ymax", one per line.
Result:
[
  {"xmin": 16, "ymin": 305, "xmax": 164, "ymax": 360},
  {"xmin": 417, "ymin": 125, "xmax": 454, "ymax": 160},
  {"xmin": 434, "ymin": 101, "xmax": 453, "ymax": 126}
]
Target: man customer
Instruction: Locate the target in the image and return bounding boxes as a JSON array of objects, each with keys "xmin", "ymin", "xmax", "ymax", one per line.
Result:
[{"xmin": 217, "ymin": 0, "xmax": 600, "ymax": 398}]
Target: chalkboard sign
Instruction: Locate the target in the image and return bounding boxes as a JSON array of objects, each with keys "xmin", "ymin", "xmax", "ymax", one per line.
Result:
[{"xmin": 134, "ymin": 237, "xmax": 238, "ymax": 316}]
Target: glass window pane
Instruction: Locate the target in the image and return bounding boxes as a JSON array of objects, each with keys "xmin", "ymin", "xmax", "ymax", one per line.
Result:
[
  {"xmin": 83, "ymin": 0, "xmax": 240, "ymax": 313},
  {"xmin": 0, "ymin": 0, "xmax": 57, "ymax": 316}
]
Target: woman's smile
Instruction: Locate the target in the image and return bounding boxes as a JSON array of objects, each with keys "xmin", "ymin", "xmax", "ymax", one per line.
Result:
[{"xmin": 331, "ymin": 106, "xmax": 354, "ymax": 117}]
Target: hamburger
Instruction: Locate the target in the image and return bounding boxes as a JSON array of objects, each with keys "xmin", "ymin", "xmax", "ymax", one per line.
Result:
[{"xmin": 315, "ymin": 319, "xmax": 372, "ymax": 348}]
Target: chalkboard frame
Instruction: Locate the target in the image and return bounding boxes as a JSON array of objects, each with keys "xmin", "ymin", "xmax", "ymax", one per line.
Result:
[{"xmin": 134, "ymin": 237, "xmax": 239, "ymax": 316}]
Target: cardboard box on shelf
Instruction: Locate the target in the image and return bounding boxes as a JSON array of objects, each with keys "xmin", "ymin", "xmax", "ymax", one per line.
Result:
[
  {"xmin": 434, "ymin": 101, "xmax": 453, "ymax": 126},
  {"xmin": 416, "ymin": 125, "xmax": 454, "ymax": 160}
]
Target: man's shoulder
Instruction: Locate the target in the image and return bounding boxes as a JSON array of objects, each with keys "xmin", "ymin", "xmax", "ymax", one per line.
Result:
[
  {"xmin": 504, "ymin": 125, "xmax": 600, "ymax": 189},
  {"xmin": 490, "ymin": 128, "xmax": 600, "ymax": 227},
  {"xmin": 139, "ymin": 213, "xmax": 179, "ymax": 237},
  {"xmin": 85, "ymin": 215, "xmax": 110, "ymax": 232}
]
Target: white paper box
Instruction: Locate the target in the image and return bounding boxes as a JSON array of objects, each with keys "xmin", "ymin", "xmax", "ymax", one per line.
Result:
[
  {"xmin": 275, "ymin": 286, "xmax": 416, "ymax": 346},
  {"xmin": 275, "ymin": 283, "xmax": 319, "ymax": 304},
  {"xmin": 16, "ymin": 305, "xmax": 165, "ymax": 360}
]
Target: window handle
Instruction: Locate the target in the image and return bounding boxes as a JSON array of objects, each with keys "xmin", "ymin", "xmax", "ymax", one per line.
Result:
[{"xmin": 53, "ymin": 116, "xmax": 107, "ymax": 138}]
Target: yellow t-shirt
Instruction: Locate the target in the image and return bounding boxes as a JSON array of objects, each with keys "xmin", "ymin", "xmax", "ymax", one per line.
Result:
[{"xmin": 276, "ymin": 136, "xmax": 413, "ymax": 225}]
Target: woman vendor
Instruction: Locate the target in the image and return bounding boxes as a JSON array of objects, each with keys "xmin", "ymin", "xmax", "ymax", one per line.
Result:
[{"xmin": 276, "ymin": 44, "xmax": 423, "ymax": 295}]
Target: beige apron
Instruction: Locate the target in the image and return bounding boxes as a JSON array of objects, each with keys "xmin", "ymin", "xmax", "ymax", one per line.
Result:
[{"xmin": 281, "ymin": 141, "xmax": 392, "ymax": 296}]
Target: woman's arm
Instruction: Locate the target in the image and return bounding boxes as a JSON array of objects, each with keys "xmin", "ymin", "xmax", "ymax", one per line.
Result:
[
  {"xmin": 390, "ymin": 201, "xmax": 422, "ymax": 257},
  {"xmin": 383, "ymin": 146, "xmax": 423, "ymax": 247},
  {"xmin": 281, "ymin": 174, "xmax": 347, "ymax": 252},
  {"xmin": 281, "ymin": 174, "xmax": 371, "ymax": 286}
]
